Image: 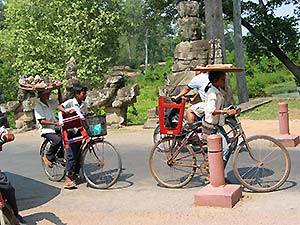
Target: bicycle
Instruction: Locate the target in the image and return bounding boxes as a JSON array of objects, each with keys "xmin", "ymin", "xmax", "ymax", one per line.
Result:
[
  {"xmin": 40, "ymin": 116, "xmax": 122, "ymax": 189},
  {"xmin": 149, "ymin": 106, "xmax": 291, "ymax": 192}
]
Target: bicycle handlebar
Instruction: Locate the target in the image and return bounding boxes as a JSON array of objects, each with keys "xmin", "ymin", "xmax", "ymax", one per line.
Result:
[{"xmin": 224, "ymin": 105, "xmax": 241, "ymax": 117}]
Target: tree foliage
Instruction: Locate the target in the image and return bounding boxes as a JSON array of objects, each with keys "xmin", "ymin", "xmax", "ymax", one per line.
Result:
[
  {"xmin": 0, "ymin": 0, "xmax": 122, "ymax": 87},
  {"xmin": 116, "ymin": 0, "xmax": 178, "ymax": 68},
  {"xmin": 223, "ymin": 0, "xmax": 300, "ymax": 83},
  {"xmin": 241, "ymin": 1, "xmax": 299, "ymax": 59}
]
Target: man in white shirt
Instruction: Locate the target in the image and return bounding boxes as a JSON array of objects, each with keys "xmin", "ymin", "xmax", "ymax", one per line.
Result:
[
  {"xmin": 172, "ymin": 70, "xmax": 209, "ymax": 123},
  {"xmin": 34, "ymin": 89, "xmax": 62, "ymax": 168}
]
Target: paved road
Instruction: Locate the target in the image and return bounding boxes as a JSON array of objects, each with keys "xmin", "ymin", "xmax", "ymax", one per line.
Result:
[{"xmin": 1, "ymin": 120, "xmax": 300, "ymax": 225}]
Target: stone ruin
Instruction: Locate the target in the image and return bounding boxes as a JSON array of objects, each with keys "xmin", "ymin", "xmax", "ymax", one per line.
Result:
[
  {"xmin": 0, "ymin": 57, "xmax": 139, "ymax": 131},
  {"xmin": 144, "ymin": 0, "xmax": 223, "ymax": 128},
  {"xmin": 64, "ymin": 57, "xmax": 140, "ymax": 127},
  {"xmin": 86, "ymin": 72, "xmax": 139, "ymax": 127}
]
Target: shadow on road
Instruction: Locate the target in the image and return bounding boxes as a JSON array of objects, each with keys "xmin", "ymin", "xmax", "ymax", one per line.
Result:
[
  {"xmin": 23, "ymin": 212, "xmax": 66, "ymax": 225},
  {"xmin": 81, "ymin": 170, "xmax": 134, "ymax": 190},
  {"xmin": 226, "ymin": 170, "xmax": 297, "ymax": 192},
  {"xmin": 110, "ymin": 171, "xmax": 134, "ymax": 190},
  {"xmin": 5, "ymin": 172, "xmax": 61, "ymax": 211}
]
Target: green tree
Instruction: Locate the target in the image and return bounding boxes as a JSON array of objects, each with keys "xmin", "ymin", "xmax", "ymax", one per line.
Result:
[
  {"xmin": 0, "ymin": 0, "xmax": 122, "ymax": 87},
  {"xmin": 0, "ymin": 1, "xmax": 4, "ymax": 29},
  {"xmin": 117, "ymin": 0, "xmax": 177, "ymax": 69},
  {"xmin": 223, "ymin": 0, "xmax": 300, "ymax": 84}
]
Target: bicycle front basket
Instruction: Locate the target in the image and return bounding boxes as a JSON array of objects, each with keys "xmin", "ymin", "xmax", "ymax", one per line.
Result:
[{"xmin": 86, "ymin": 115, "xmax": 107, "ymax": 137}]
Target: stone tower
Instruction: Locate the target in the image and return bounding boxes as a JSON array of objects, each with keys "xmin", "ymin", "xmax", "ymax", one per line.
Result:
[
  {"xmin": 144, "ymin": 0, "xmax": 223, "ymax": 128},
  {"xmin": 163, "ymin": 0, "xmax": 223, "ymax": 97}
]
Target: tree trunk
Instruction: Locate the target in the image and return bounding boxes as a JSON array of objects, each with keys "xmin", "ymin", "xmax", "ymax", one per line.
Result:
[
  {"xmin": 233, "ymin": 0, "xmax": 249, "ymax": 103},
  {"xmin": 127, "ymin": 35, "xmax": 132, "ymax": 61},
  {"xmin": 145, "ymin": 29, "xmax": 148, "ymax": 72},
  {"xmin": 204, "ymin": 0, "xmax": 234, "ymax": 106},
  {"xmin": 241, "ymin": 18, "xmax": 300, "ymax": 83}
]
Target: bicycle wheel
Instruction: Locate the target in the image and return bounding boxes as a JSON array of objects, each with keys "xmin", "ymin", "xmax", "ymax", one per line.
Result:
[
  {"xmin": 153, "ymin": 125, "xmax": 163, "ymax": 144},
  {"xmin": 82, "ymin": 138, "xmax": 122, "ymax": 189},
  {"xmin": 149, "ymin": 137, "xmax": 197, "ymax": 188},
  {"xmin": 40, "ymin": 139, "xmax": 66, "ymax": 182},
  {"xmin": 233, "ymin": 135, "xmax": 291, "ymax": 192}
]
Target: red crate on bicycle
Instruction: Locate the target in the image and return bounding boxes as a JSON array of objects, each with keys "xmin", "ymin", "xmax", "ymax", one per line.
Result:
[
  {"xmin": 158, "ymin": 96, "xmax": 186, "ymax": 135},
  {"xmin": 58, "ymin": 106, "xmax": 90, "ymax": 148}
]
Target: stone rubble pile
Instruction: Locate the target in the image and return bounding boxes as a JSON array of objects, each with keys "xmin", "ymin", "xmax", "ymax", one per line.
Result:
[{"xmin": 18, "ymin": 75, "xmax": 62, "ymax": 90}]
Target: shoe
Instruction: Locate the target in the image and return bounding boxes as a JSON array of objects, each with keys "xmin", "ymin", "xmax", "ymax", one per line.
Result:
[
  {"xmin": 64, "ymin": 176, "xmax": 76, "ymax": 189},
  {"xmin": 15, "ymin": 214, "xmax": 27, "ymax": 224},
  {"xmin": 42, "ymin": 156, "xmax": 53, "ymax": 168},
  {"xmin": 71, "ymin": 174, "xmax": 83, "ymax": 184}
]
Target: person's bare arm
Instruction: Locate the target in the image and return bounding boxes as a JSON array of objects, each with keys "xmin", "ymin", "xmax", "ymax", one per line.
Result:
[
  {"xmin": 212, "ymin": 109, "xmax": 236, "ymax": 116},
  {"xmin": 190, "ymin": 92, "xmax": 199, "ymax": 102},
  {"xmin": 57, "ymin": 104, "xmax": 76, "ymax": 114},
  {"xmin": 39, "ymin": 119, "xmax": 59, "ymax": 126},
  {"xmin": 172, "ymin": 86, "xmax": 191, "ymax": 101}
]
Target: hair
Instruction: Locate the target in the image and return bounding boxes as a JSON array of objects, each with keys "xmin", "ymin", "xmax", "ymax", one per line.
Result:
[
  {"xmin": 73, "ymin": 84, "xmax": 88, "ymax": 97},
  {"xmin": 37, "ymin": 90, "xmax": 50, "ymax": 98},
  {"xmin": 204, "ymin": 71, "xmax": 226, "ymax": 92}
]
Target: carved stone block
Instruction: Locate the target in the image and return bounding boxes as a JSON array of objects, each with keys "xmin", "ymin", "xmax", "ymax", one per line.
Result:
[
  {"xmin": 22, "ymin": 97, "xmax": 37, "ymax": 112},
  {"xmin": 0, "ymin": 101, "xmax": 20, "ymax": 113},
  {"xmin": 178, "ymin": 1, "xmax": 199, "ymax": 18},
  {"xmin": 174, "ymin": 40, "xmax": 210, "ymax": 60},
  {"xmin": 179, "ymin": 17, "xmax": 201, "ymax": 41}
]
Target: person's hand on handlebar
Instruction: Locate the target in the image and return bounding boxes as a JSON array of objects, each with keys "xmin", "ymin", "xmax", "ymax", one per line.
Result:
[
  {"xmin": 226, "ymin": 109, "xmax": 237, "ymax": 116},
  {"xmin": 170, "ymin": 96, "xmax": 179, "ymax": 102}
]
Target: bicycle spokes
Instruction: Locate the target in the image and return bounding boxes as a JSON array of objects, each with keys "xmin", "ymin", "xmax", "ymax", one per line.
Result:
[{"xmin": 233, "ymin": 135, "xmax": 290, "ymax": 192}]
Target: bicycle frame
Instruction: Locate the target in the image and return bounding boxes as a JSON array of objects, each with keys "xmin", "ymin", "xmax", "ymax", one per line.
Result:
[
  {"xmin": 164, "ymin": 124, "xmax": 207, "ymax": 169},
  {"xmin": 165, "ymin": 112, "xmax": 258, "ymax": 170}
]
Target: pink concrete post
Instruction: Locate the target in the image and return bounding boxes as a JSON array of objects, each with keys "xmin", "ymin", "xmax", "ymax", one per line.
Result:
[
  {"xmin": 275, "ymin": 102, "xmax": 300, "ymax": 147},
  {"xmin": 194, "ymin": 134, "xmax": 242, "ymax": 208},
  {"xmin": 278, "ymin": 102, "xmax": 289, "ymax": 135},
  {"xmin": 207, "ymin": 134, "xmax": 225, "ymax": 187}
]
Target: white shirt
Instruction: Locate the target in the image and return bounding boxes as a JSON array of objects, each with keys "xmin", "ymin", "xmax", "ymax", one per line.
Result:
[
  {"xmin": 187, "ymin": 72, "xmax": 209, "ymax": 101},
  {"xmin": 61, "ymin": 98, "xmax": 88, "ymax": 116},
  {"xmin": 0, "ymin": 126, "xmax": 8, "ymax": 145},
  {"xmin": 204, "ymin": 85, "xmax": 226, "ymax": 126},
  {"xmin": 34, "ymin": 99, "xmax": 58, "ymax": 135}
]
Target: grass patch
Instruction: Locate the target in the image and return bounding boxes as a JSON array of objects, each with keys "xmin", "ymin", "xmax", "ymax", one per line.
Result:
[
  {"xmin": 264, "ymin": 81, "xmax": 297, "ymax": 95},
  {"xmin": 240, "ymin": 100, "xmax": 300, "ymax": 120},
  {"xmin": 6, "ymin": 112, "xmax": 16, "ymax": 129},
  {"xmin": 126, "ymin": 58, "xmax": 172, "ymax": 125},
  {"xmin": 127, "ymin": 81, "xmax": 163, "ymax": 125}
]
